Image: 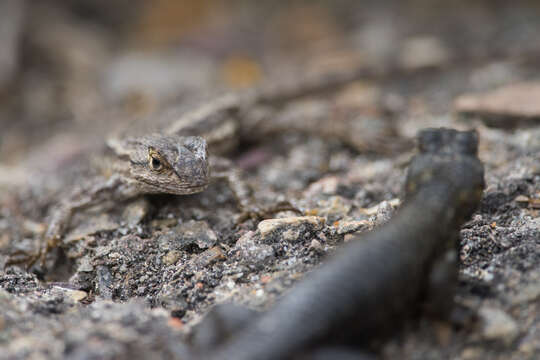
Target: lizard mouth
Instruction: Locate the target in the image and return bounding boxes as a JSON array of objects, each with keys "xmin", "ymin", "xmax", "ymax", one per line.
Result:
[{"xmin": 179, "ymin": 183, "xmax": 209, "ymax": 194}]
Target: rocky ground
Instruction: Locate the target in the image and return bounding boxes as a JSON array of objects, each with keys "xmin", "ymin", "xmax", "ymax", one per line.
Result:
[{"xmin": 0, "ymin": 1, "xmax": 539, "ymax": 359}]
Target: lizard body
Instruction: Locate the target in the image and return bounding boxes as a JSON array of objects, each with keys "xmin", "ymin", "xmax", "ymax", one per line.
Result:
[
  {"xmin": 153, "ymin": 66, "xmax": 403, "ymax": 156},
  {"xmin": 191, "ymin": 128, "xmax": 485, "ymax": 360}
]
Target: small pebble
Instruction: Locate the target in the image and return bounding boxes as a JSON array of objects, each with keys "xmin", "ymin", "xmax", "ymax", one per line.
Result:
[
  {"xmin": 122, "ymin": 199, "xmax": 149, "ymax": 227},
  {"xmin": 192, "ymin": 246, "xmax": 225, "ymax": 268},
  {"xmin": 163, "ymin": 250, "xmax": 181, "ymax": 266},
  {"xmin": 52, "ymin": 286, "xmax": 88, "ymax": 302},
  {"xmin": 309, "ymin": 239, "xmax": 323, "ymax": 252}
]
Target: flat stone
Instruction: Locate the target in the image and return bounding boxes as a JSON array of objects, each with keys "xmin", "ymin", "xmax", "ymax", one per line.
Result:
[
  {"xmin": 455, "ymin": 82, "xmax": 540, "ymax": 125},
  {"xmin": 257, "ymin": 216, "xmax": 325, "ymax": 243},
  {"xmin": 335, "ymin": 220, "xmax": 370, "ymax": 235}
]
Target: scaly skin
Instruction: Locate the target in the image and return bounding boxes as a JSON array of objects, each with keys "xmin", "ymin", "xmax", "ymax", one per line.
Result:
[{"xmin": 194, "ymin": 128, "xmax": 485, "ymax": 360}]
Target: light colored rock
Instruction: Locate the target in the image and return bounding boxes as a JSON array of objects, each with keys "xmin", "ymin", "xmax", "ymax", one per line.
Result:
[
  {"xmin": 308, "ymin": 239, "xmax": 323, "ymax": 252},
  {"xmin": 258, "ymin": 216, "xmax": 325, "ymax": 243},
  {"xmin": 52, "ymin": 286, "xmax": 88, "ymax": 302},
  {"xmin": 455, "ymin": 82, "xmax": 540, "ymax": 120},
  {"xmin": 122, "ymin": 199, "xmax": 149, "ymax": 227},
  {"xmin": 162, "ymin": 250, "xmax": 181, "ymax": 266},
  {"xmin": 360, "ymin": 198, "xmax": 400, "ymax": 216},
  {"xmin": 335, "ymin": 220, "xmax": 370, "ymax": 235}
]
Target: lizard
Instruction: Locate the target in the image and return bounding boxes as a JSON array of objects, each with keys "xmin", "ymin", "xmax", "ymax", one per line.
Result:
[
  {"xmin": 188, "ymin": 127, "xmax": 485, "ymax": 360},
  {"xmin": 6, "ymin": 134, "xmax": 211, "ymax": 268},
  {"xmin": 6, "ymin": 64, "xmax": 405, "ymax": 269}
]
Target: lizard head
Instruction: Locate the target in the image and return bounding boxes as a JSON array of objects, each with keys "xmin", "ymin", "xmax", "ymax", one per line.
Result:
[{"xmin": 109, "ymin": 134, "xmax": 210, "ymax": 195}]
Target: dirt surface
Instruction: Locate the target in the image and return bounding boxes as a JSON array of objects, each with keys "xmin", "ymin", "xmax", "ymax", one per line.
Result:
[{"xmin": 0, "ymin": 1, "xmax": 539, "ymax": 359}]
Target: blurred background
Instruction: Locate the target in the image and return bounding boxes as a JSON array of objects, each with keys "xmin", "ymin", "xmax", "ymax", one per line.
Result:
[{"xmin": 1, "ymin": 0, "xmax": 540, "ymax": 166}]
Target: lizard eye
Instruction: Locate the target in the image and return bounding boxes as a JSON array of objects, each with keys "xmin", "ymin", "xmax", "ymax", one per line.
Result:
[
  {"xmin": 150, "ymin": 156, "xmax": 162, "ymax": 170},
  {"xmin": 148, "ymin": 147, "xmax": 165, "ymax": 171}
]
